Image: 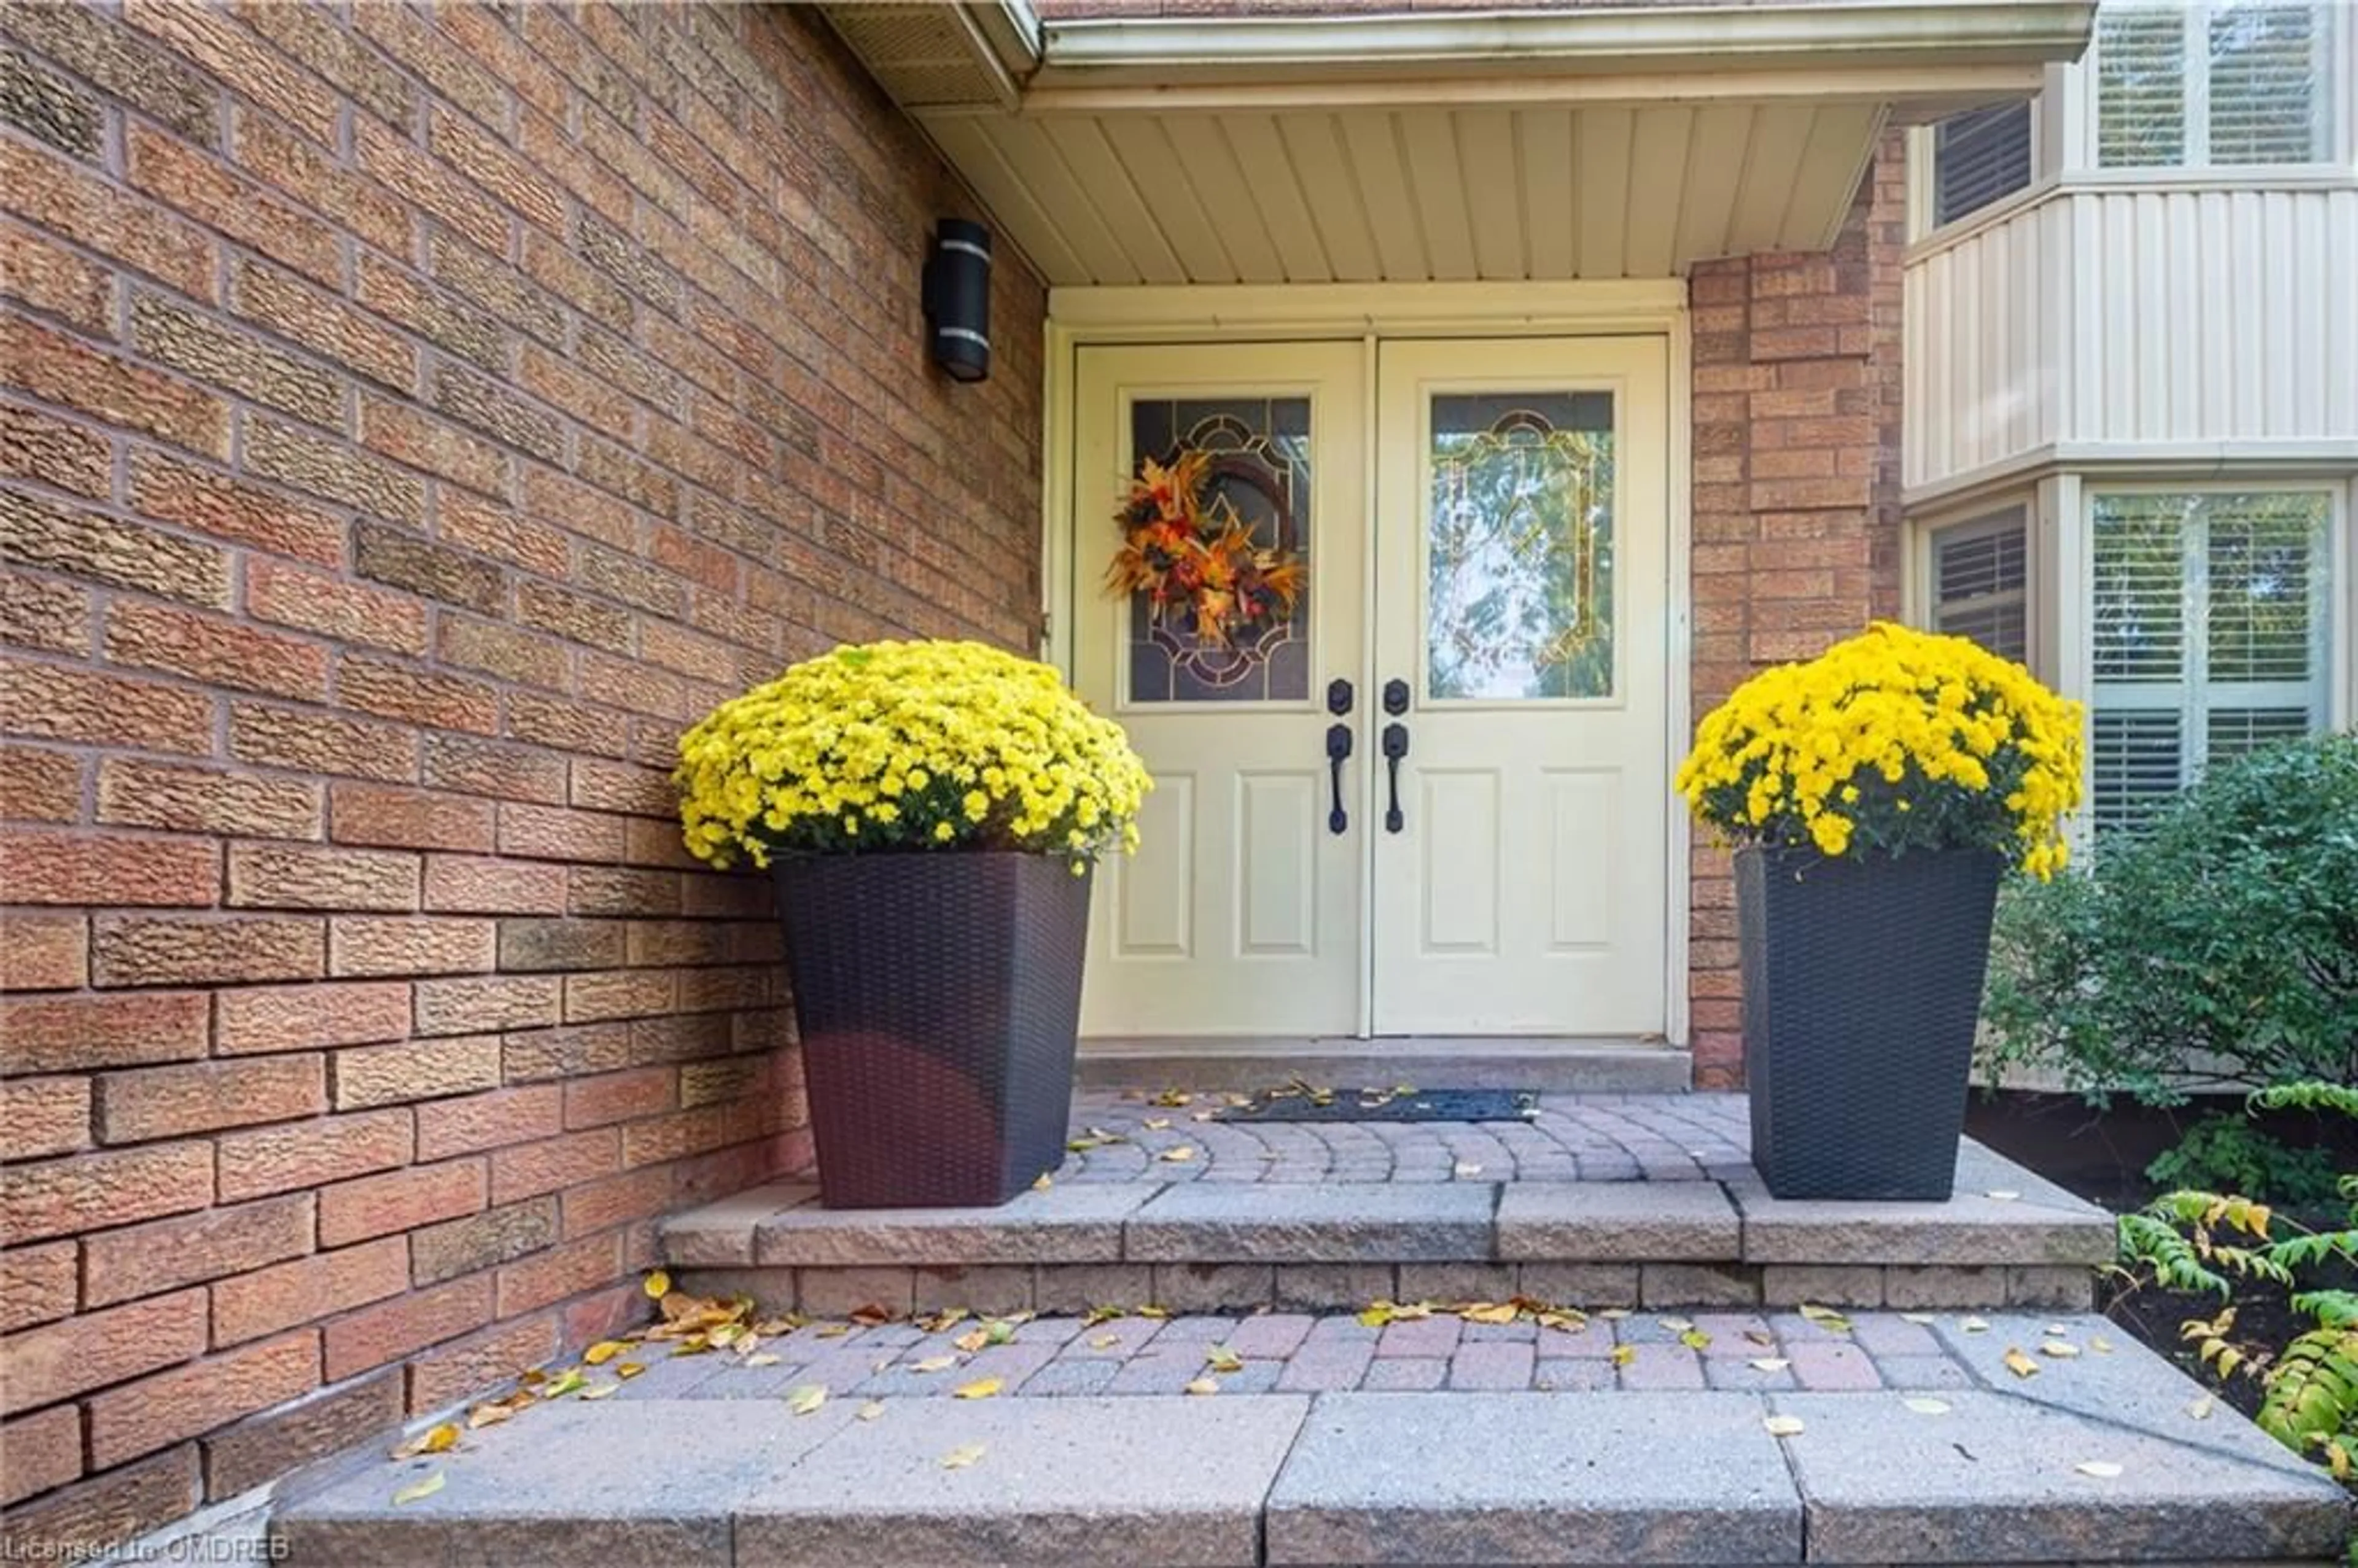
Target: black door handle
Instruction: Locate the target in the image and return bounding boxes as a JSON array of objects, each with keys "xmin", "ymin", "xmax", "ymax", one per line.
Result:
[
  {"xmin": 1325, "ymin": 723, "xmax": 1353, "ymax": 835},
  {"xmin": 1382, "ymin": 721, "xmax": 1407, "ymax": 833}
]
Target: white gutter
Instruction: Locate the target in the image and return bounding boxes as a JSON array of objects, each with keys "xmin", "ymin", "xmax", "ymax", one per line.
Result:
[{"xmin": 1037, "ymin": 1, "xmax": 2095, "ymax": 77}]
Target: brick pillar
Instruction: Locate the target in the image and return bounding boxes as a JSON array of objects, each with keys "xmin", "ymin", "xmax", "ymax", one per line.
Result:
[{"xmin": 1684, "ymin": 133, "xmax": 1907, "ymax": 1089}]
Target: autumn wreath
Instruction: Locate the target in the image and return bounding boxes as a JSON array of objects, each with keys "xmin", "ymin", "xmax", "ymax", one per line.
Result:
[{"xmin": 1105, "ymin": 449, "xmax": 1303, "ymax": 649}]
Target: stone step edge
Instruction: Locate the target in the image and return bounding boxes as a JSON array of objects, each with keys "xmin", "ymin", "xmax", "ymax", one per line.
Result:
[
  {"xmin": 673, "ymin": 1257, "xmax": 2099, "ymax": 1317},
  {"xmin": 267, "ymin": 1389, "xmax": 2352, "ymax": 1568}
]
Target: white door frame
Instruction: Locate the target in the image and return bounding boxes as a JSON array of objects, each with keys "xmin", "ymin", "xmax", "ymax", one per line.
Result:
[{"xmin": 1041, "ymin": 281, "xmax": 1695, "ymax": 1047}]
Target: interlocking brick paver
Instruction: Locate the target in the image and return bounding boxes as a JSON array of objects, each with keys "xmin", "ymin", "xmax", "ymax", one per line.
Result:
[
  {"xmin": 1275, "ymin": 1341, "xmax": 1374, "ymax": 1392},
  {"xmin": 1224, "ymin": 1313, "xmax": 1313, "ymax": 1359},
  {"xmin": 1616, "ymin": 1343, "xmax": 1705, "ymax": 1389},
  {"xmin": 603, "ymin": 1308, "xmax": 1990, "ymax": 1405},
  {"xmin": 1848, "ymin": 1315, "xmax": 1942, "ymax": 1357},
  {"xmin": 1449, "ymin": 1341, "xmax": 1534, "ymax": 1389},
  {"xmin": 1873, "ymin": 1355, "xmax": 1975, "ymax": 1390},
  {"xmin": 1376, "ymin": 1316, "xmax": 1461, "ymax": 1358},
  {"xmin": 1361, "ymin": 1356, "xmax": 1447, "ymax": 1391},
  {"xmin": 1788, "ymin": 1341, "xmax": 1881, "ymax": 1390}
]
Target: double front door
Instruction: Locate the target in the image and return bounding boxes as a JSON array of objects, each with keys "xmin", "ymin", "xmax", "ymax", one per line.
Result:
[{"xmin": 1072, "ymin": 337, "xmax": 1668, "ymax": 1039}]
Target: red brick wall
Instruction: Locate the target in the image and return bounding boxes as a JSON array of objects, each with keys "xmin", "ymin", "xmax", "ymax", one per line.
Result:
[
  {"xmin": 1, "ymin": 2, "xmax": 1043, "ymax": 1548},
  {"xmin": 1685, "ymin": 138, "xmax": 1907, "ymax": 1089}
]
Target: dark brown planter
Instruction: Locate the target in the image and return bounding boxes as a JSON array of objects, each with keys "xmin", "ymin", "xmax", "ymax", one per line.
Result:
[
  {"xmin": 772, "ymin": 851, "xmax": 1091, "ymax": 1209},
  {"xmin": 1737, "ymin": 844, "xmax": 2004, "ymax": 1201}
]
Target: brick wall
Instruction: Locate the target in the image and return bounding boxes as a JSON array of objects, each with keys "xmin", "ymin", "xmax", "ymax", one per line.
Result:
[
  {"xmin": 1684, "ymin": 137, "xmax": 1907, "ymax": 1089},
  {"xmin": 0, "ymin": 2, "xmax": 1044, "ymax": 1550}
]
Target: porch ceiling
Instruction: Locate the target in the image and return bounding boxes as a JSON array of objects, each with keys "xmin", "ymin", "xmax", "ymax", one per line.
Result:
[{"xmin": 821, "ymin": 2, "xmax": 2096, "ymax": 287}]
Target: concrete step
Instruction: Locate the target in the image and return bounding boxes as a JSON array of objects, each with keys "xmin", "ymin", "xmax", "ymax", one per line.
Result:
[
  {"xmin": 1075, "ymin": 1038, "xmax": 1692, "ymax": 1094},
  {"xmin": 268, "ymin": 1311, "xmax": 2350, "ymax": 1567},
  {"xmin": 660, "ymin": 1095, "xmax": 2117, "ymax": 1316}
]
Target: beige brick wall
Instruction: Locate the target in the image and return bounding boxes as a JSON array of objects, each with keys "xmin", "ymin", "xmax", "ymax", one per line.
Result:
[
  {"xmin": 1685, "ymin": 136, "xmax": 1907, "ymax": 1089},
  {"xmin": 1, "ymin": 2, "xmax": 1044, "ymax": 1549}
]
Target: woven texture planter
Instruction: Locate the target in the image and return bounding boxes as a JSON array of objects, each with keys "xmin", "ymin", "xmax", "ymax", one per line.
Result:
[
  {"xmin": 774, "ymin": 852, "xmax": 1091, "ymax": 1209},
  {"xmin": 1737, "ymin": 844, "xmax": 2003, "ymax": 1200}
]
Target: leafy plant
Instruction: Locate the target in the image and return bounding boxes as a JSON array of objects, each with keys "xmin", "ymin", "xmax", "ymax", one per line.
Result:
[
  {"xmin": 2147, "ymin": 1113, "xmax": 2343, "ymax": 1208},
  {"xmin": 2118, "ymin": 1082, "xmax": 2358, "ymax": 1481},
  {"xmin": 1981, "ymin": 731, "xmax": 2358, "ymax": 1101}
]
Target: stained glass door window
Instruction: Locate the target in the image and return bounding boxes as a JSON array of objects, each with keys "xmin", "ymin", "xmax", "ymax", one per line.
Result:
[
  {"xmin": 1125, "ymin": 395, "xmax": 1312, "ymax": 704},
  {"xmin": 1424, "ymin": 392, "xmax": 1615, "ymax": 701}
]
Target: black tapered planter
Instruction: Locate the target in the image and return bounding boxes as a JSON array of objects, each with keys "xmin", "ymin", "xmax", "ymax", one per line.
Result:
[
  {"xmin": 773, "ymin": 852, "xmax": 1091, "ymax": 1209},
  {"xmin": 1737, "ymin": 844, "xmax": 2003, "ymax": 1200}
]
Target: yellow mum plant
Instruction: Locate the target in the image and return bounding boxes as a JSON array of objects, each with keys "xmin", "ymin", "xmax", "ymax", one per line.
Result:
[
  {"xmin": 676, "ymin": 640, "xmax": 1151, "ymax": 869},
  {"xmin": 1674, "ymin": 623, "xmax": 2084, "ymax": 879}
]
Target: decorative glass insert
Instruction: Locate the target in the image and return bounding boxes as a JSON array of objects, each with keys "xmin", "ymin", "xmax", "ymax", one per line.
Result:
[
  {"xmin": 1425, "ymin": 392, "xmax": 1615, "ymax": 701},
  {"xmin": 1125, "ymin": 396, "xmax": 1311, "ymax": 704}
]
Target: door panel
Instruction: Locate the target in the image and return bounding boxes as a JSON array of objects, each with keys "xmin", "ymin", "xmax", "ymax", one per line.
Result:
[
  {"xmin": 1073, "ymin": 343, "xmax": 1369, "ymax": 1038},
  {"xmin": 1370, "ymin": 338, "xmax": 1669, "ymax": 1036}
]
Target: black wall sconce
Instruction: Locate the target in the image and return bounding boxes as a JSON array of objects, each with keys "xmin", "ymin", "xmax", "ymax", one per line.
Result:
[{"xmin": 922, "ymin": 219, "xmax": 992, "ymax": 383}]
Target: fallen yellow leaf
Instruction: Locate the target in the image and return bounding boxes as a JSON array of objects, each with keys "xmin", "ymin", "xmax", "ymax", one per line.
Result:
[
  {"xmin": 615, "ymin": 1362, "xmax": 645, "ymax": 1379},
  {"xmin": 744, "ymin": 1353, "xmax": 782, "ymax": 1368},
  {"xmin": 1763, "ymin": 1415, "xmax": 1806, "ymax": 1437},
  {"xmin": 1089, "ymin": 1333, "xmax": 1120, "ymax": 1350},
  {"xmin": 786, "ymin": 1384, "xmax": 827, "ymax": 1415},
  {"xmin": 644, "ymin": 1270, "xmax": 672, "ymax": 1299},
  {"xmin": 1659, "ymin": 1317, "xmax": 1695, "ymax": 1332},
  {"xmin": 1358, "ymin": 1303, "xmax": 1395, "ymax": 1329},
  {"xmin": 1609, "ymin": 1345, "xmax": 1637, "ymax": 1367},
  {"xmin": 1157, "ymin": 1146, "xmax": 1196, "ymax": 1163},
  {"xmin": 1083, "ymin": 1306, "xmax": 1122, "ymax": 1326},
  {"xmin": 1183, "ymin": 1376, "xmax": 1219, "ymax": 1395},
  {"xmin": 1151, "ymin": 1089, "xmax": 1193, "ymax": 1107},
  {"xmin": 2002, "ymin": 1347, "xmax": 2041, "ymax": 1379},
  {"xmin": 578, "ymin": 1383, "xmax": 617, "ymax": 1400},
  {"xmin": 1032, "ymin": 1171, "xmax": 1053, "ymax": 1192},
  {"xmin": 1536, "ymin": 1310, "xmax": 1587, "ymax": 1333},
  {"xmin": 583, "ymin": 1341, "xmax": 628, "ymax": 1365},
  {"xmin": 1460, "ymin": 1302, "xmax": 1518, "ymax": 1325},
  {"xmin": 466, "ymin": 1402, "xmax": 516, "ymax": 1429},
  {"xmin": 1135, "ymin": 1305, "xmax": 1169, "ymax": 1319},
  {"xmin": 814, "ymin": 1323, "xmax": 851, "ymax": 1340},
  {"xmin": 952, "ymin": 1327, "xmax": 990, "ymax": 1354},
  {"xmin": 2040, "ymin": 1340, "xmax": 2082, "ymax": 1359},
  {"xmin": 1598, "ymin": 1308, "xmax": 1631, "ymax": 1321},
  {"xmin": 941, "ymin": 1442, "xmax": 987, "ymax": 1469},
  {"xmin": 1205, "ymin": 1346, "xmax": 1244, "ymax": 1373},
  {"xmin": 392, "ymin": 1471, "xmax": 445, "ymax": 1505},
  {"xmin": 858, "ymin": 1401, "xmax": 886, "ymax": 1422},
  {"xmin": 1143, "ymin": 1117, "xmax": 1172, "ymax": 1131},
  {"xmin": 912, "ymin": 1356, "xmax": 959, "ymax": 1373},
  {"xmin": 392, "ymin": 1421, "xmax": 461, "ymax": 1459},
  {"xmin": 1796, "ymin": 1304, "xmax": 1853, "ymax": 1333},
  {"xmin": 953, "ymin": 1378, "xmax": 1002, "ymax": 1400},
  {"xmin": 2089, "ymin": 1336, "xmax": 2116, "ymax": 1355},
  {"xmin": 1679, "ymin": 1329, "xmax": 1711, "ymax": 1351}
]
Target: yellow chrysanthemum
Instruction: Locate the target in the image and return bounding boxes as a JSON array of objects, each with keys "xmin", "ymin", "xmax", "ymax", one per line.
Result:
[
  {"xmin": 1673, "ymin": 623, "xmax": 2082, "ymax": 877},
  {"xmin": 674, "ymin": 640, "xmax": 1153, "ymax": 867}
]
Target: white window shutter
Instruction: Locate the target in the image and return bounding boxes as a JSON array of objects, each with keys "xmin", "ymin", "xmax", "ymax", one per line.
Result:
[
  {"xmin": 1933, "ymin": 103, "xmax": 2033, "ymax": 227},
  {"xmin": 2206, "ymin": 2, "xmax": 2322, "ymax": 164},
  {"xmin": 2088, "ymin": 489, "xmax": 2332, "ymax": 837},
  {"xmin": 2098, "ymin": 6, "xmax": 2190, "ymax": 166},
  {"xmin": 1929, "ymin": 508, "xmax": 2029, "ymax": 662}
]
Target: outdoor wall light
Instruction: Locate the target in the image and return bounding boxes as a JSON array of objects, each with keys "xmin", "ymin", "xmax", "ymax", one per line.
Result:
[{"xmin": 922, "ymin": 218, "xmax": 992, "ymax": 383}]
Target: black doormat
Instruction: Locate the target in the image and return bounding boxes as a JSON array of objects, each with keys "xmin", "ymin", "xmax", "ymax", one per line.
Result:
[{"xmin": 1214, "ymin": 1086, "xmax": 1538, "ymax": 1124}]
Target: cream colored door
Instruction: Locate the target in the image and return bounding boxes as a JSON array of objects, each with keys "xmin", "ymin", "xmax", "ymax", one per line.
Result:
[
  {"xmin": 1073, "ymin": 343, "xmax": 1369, "ymax": 1037},
  {"xmin": 1369, "ymin": 338, "xmax": 1670, "ymax": 1036}
]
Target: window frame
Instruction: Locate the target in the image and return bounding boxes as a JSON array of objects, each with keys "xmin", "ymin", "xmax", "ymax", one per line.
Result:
[
  {"xmin": 2082, "ymin": 0, "xmax": 2348, "ymax": 177},
  {"xmin": 1915, "ymin": 502, "xmax": 2035, "ymax": 666},
  {"xmin": 2080, "ymin": 478, "xmax": 2344, "ymax": 834}
]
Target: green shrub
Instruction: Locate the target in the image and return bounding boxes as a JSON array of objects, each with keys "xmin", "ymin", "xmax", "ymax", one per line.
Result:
[
  {"xmin": 2117, "ymin": 1084, "xmax": 2358, "ymax": 1483},
  {"xmin": 1980, "ymin": 730, "xmax": 2358, "ymax": 1103},
  {"xmin": 2147, "ymin": 1114, "xmax": 2343, "ymax": 1208}
]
